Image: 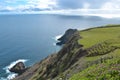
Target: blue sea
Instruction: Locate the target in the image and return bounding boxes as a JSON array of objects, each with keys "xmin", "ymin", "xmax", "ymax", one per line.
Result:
[{"xmin": 0, "ymin": 14, "xmax": 120, "ymax": 80}]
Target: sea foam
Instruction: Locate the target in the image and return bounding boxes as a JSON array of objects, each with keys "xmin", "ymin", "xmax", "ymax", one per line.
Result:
[
  {"xmin": 3, "ymin": 59, "xmax": 28, "ymax": 80},
  {"xmin": 54, "ymin": 34, "xmax": 63, "ymax": 41},
  {"xmin": 53, "ymin": 34, "xmax": 63, "ymax": 46}
]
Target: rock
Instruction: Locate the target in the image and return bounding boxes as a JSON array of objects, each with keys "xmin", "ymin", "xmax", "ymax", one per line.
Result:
[
  {"xmin": 56, "ymin": 29, "xmax": 77, "ymax": 45},
  {"xmin": 9, "ymin": 62, "xmax": 26, "ymax": 75},
  {"xmin": 12, "ymin": 30, "xmax": 83, "ymax": 80}
]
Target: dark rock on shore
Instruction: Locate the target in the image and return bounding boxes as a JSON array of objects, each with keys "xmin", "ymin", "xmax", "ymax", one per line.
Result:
[
  {"xmin": 9, "ymin": 62, "xmax": 27, "ymax": 75},
  {"xmin": 56, "ymin": 29, "xmax": 77, "ymax": 45}
]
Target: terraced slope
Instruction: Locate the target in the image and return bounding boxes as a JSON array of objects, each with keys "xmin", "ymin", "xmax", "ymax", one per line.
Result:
[{"xmin": 70, "ymin": 50, "xmax": 120, "ymax": 80}]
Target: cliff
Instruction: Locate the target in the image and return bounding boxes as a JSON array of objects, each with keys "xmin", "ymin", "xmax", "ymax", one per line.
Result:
[
  {"xmin": 13, "ymin": 25, "xmax": 120, "ymax": 80},
  {"xmin": 13, "ymin": 29, "xmax": 85, "ymax": 80},
  {"xmin": 56, "ymin": 29, "xmax": 77, "ymax": 45}
]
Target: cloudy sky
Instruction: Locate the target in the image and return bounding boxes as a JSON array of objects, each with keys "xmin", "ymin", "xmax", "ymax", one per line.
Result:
[{"xmin": 0, "ymin": 0, "xmax": 120, "ymax": 17}]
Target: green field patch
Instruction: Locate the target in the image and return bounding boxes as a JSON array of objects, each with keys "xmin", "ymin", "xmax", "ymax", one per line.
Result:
[{"xmin": 78, "ymin": 26, "xmax": 120, "ymax": 48}]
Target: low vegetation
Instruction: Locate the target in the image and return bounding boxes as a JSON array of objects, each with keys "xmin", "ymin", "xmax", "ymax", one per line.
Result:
[
  {"xmin": 70, "ymin": 25, "xmax": 120, "ymax": 80},
  {"xmin": 13, "ymin": 24, "xmax": 120, "ymax": 80},
  {"xmin": 70, "ymin": 50, "xmax": 120, "ymax": 80},
  {"xmin": 78, "ymin": 25, "xmax": 120, "ymax": 48}
]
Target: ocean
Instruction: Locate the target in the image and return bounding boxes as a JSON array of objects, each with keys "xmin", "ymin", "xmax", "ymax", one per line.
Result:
[{"xmin": 0, "ymin": 14, "xmax": 120, "ymax": 80}]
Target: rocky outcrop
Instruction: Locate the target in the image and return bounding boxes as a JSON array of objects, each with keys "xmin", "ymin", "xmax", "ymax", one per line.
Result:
[
  {"xmin": 10, "ymin": 62, "xmax": 27, "ymax": 75},
  {"xmin": 56, "ymin": 29, "xmax": 77, "ymax": 45}
]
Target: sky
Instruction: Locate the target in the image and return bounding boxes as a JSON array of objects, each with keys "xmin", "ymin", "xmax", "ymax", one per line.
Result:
[{"xmin": 0, "ymin": 0, "xmax": 120, "ymax": 17}]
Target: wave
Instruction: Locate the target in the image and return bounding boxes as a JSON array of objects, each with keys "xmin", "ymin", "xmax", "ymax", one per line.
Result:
[
  {"xmin": 3, "ymin": 59, "xmax": 28, "ymax": 80},
  {"xmin": 54, "ymin": 34, "xmax": 63, "ymax": 41},
  {"xmin": 53, "ymin": 34, "xmax": 63, "ymax": 46}
]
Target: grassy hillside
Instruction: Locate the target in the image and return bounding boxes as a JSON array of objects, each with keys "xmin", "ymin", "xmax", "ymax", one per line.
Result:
[
  {"xmin": 78, "ymin": 25, "xmax": 120, "ymax": 48},
  {"xmin": 70, "ymin": 50, "xmax": 120, "ymax": 80},
  {"xmin": 13, "ymin": 25, "xmax": 120, "ymax": 80},
  {"xmin": 70, "ymin": 25, "xmax": 120, "ymax": 80}
]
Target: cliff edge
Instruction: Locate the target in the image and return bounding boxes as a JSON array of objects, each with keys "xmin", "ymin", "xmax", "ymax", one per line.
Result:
[{"xmin": 13, "ymin": 25, "xmax": 120, "ymax": 80}]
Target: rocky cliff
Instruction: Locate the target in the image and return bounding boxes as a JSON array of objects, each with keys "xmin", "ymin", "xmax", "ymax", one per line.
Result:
[
  {"xmin": 13, "ymin": 25, "xmax": 120, "ymax": 80},
  {"xmin": 13, "ymin": 29, "xmax": 86, "ymax": 80},
  {"xmin": 56, "ymin": 29, "xmax": 77, "ymax": 45}
]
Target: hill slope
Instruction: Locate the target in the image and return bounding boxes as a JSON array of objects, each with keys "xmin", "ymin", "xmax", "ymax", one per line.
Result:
[
  {"xmin": 70, "ymin": 25, "xmax": 120, "ymax": 80},
  {"xmin": 13, "ymin": 25, "xmax": 120, "ymax": 80}
]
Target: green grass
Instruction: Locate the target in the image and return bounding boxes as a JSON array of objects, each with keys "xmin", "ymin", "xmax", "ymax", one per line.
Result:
[
  {"xmin": 86, "ymin": 38, "xmax": 120, "ymax": 56},
  {"xmin": 85, "ymin": 49, "xmax": 120, "ymax": 62},
  {"xmin": 78, "ymin": 26, "xmax": 120, "ymax": 48},
  {"xmin": 70, "ymin": 50, "xmax": 120, "ymax": 80},
  {"xmin": 70, "ymin": 25, "xmax": 120, "ymax": 80}
]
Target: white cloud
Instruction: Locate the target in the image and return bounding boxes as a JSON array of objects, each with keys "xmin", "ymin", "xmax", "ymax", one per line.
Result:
[
  {"xmin": 82, "ymin": 3, "xmax": 90, "ymax": 9},
  {"xmin": 0, "ymin": 0, "xmax": 57, "ymax": 11},
  {"xmin": 5, "ymin": 6, "xmax": 14, "ymax": 11},
  {"xmin": 101, "ymin": 0, "xmax": 120, "ymax": 10},
  {"xmin": 1, "ymin": 0, "xmax": 120, "ymax": 19},
  {"xmin": 26, "ymin": 0, "xmax": 57, "ymax": 9},
  {"xmin": 52, "ymin": 0, "xmax": 120, "ymax": 18}
]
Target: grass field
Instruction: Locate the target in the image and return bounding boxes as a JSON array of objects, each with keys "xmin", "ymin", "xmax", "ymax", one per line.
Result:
[
  {"xmin": 70, "ymin": 50, "xmax": 120, "ymax": 80},
  {"xmin": 78, "ymin": 25, "xmax": 120, "ymax": 48},
  {"xmin": 70, "ymin": 25, "xmax": 120, "ymax": 80}
]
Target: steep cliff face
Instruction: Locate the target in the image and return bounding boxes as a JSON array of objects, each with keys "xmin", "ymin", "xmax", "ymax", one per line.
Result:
[
  {"xmin": 13, "ymin": 29, "xmax": 86, "ymax": 80},
  {"xmin": 56, "ymin": 29, "xmax": 77, "ymax": 45}
]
